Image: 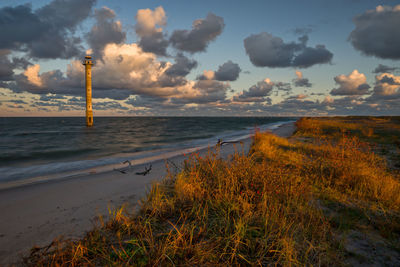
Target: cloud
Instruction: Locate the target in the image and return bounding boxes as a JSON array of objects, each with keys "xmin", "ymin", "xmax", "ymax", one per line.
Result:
[
  {"xmin": 214, "ymin": 60, "xmax": 241, "ymax": 81},
  {"xmin": 135, "ymin": 6, "xmax": 168, "ymax": 56},
  {"xmin": 23, "ymin": 64, "xmax": 42, "ymax": 86},
  {"xmin": 170, "ymin": 13, "xmax": 225, "ymax": 53},
  {"xmin": 372, "ymin": 64, "xmax": 398, "ymax": 74},
  {"xmin": 293, "ymin": 26, "xmax": 313, "ymax": 35},
  {"xmin": 88, "ymin": 7, "xmax": 126, "ymax": 58},
  {"xmin": 292, "ymin": 44, "xmax": 333, "ymax": 68},
  {"xmin": 126, "ymin": 95, "xmax": 171, "ymax": 109},
  {"xmin": 39, "ymin": 94, "xmax": 66, "ymax": 101},
  {"xmin": 233, "ymin": 78, "xmax": 274, "ymax": 102},
  {"xmin": 323, "ymin": 95, "xmax": 334, "ymax": 104},
  {"xmin": 275, "ymin": 82, "xmax": 292, "ymax": 92},
  {"xmin": 196, "ymin": 70, "xmax": 215, "ymax": 80},
  {"xmin": 349, "ymin": 5, "xmax": 400, "ymax": 59},
  {"xmin": 330, "ymin": 69, "xmax": 370, "ymax": 95},
  {"xmin": 369, "ymin": 73, "xmax": 400, "ymax": 99},
  {"xmin": 0, "ymin": 0, "xmax": 96, "ymax": 59},
  {"xmin": 135, "ymin": 6, "xmax": 166, "ymax": 36},
  {"xmin": 94, "ymin": 100, "xmax": 128, "ymax": 110},
  {"xmin": 196, "ymin": 61, "xmax": 241, "ymax": 82},
  {"xmin": 7, "ymin": 99, "xmax": 27, "ymax": 104},
  {"xmin": 243, "ymin": 32, "xmax": 333, "ymax": 68},
  {"xmin": 293, "ymin": 70, "xmax": 312, "ymax": 87},
  {"xmin": 11, "ymin": 42, "xmax": 230, "ymax": 105},
  {"xmin": 170, "ymin": 79, "xmax": 230, "ymax": 104},
  {"xmin": 0, "ymin": 50, "xmax": 31, "ymax": 81},
  {"xmin": 165, "ymin": 53, "xmax": 197, "ymax": 77}
]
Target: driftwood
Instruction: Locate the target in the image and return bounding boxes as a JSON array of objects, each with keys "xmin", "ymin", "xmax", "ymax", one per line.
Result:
[
  {"xmin": 113, "ymin": 160, "xmax": 133, "ymax": 174},
  {"xmin": 216, "ymin": 139, "xmax": 241, "ymax": 147},
  {"xmin": 136, "ymin": 164, "xmax": 152, "ymax": 176}
]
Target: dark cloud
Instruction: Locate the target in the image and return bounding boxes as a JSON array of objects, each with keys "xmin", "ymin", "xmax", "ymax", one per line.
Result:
[
  {"xmin": 170, "ymin": 13, "xmax": 225, "ymax": 53},
  {"xmin": 294, "ymin": 78, "xmax": 312, "ymax": 87},
  {"xmin": 275, "ymin": 82, "xmax": 292, "ymax": 92},
  {"xmin": 7, "ymin": 99, "xmax": 27, "ymax": 104},
  {"xmin": 187, "ymin": 79, "xmax": 229, "ymax": 103},
  {"xmin": 94, "ymin": 101, "xmax": 128, "ymax": 110},
  {"xmin": 39, "ymin": 94, "xmax": 67, "ymax": 101},
  {"xmin": 156, "ymin": 74, "xmax": 187, "ymax": 88},
  {"xmin": 379, "ymin": 75, "xmax": 397, "ymax": 85},
  {"xmin": 134, "ymin": 6, "xmax": 169, "ymax": 56},
  {"xmin": 33, "ymin": 101, "xmax": 63, "ymax": 107},
  {"xmin": 293, "ymin": 26, "xmax": 313, "ymax": 35},
  {"xmin": 88, "ymin": 7, "xmax": 126, "ymax": 57},
  {"xmin": 0, "ymin": 51, "xmax": 15, "ymax": 81},
  {"xmin": 372, "ymin": 64, "xmax": 398, "ymax": 74},
  {"xmin": 165, "ymin": 53, "xmax": 197, "ymax": 77},
  {"xmin": 0, "ymin": 50, "xmax": 32, "ymax": 81},
  {"xmin": 293, "ymin": 71, "xmax": 312, "ymax": 87},
  {"xmin": 7, "ymin": 104, "xmax": 24, "ymax": 109},
  {"xmin": 349, "ymin": 5, "xmax": 400, "ymax": 59},
  {"xmin": 0, "ymin": 0, "xmax": 96, "ymax": 59},
  {"xmin": 138, "ymin": 33, "xmax": 169, "ymax": 56},
  {"xmin": 93, "ymin": 89, "xmax": 133, "ymax": 100},
  {"xmin": 0, "ymin": 5, "xmax": 43, "ymax": 50},
  {"xmin": 233, "ymin": 79, "xmax": 274, "ymax": 102},
  {"xmin": 284, "ymin": 94, "xmax": 308, "ymax": 101},
  {"xmin": 292, "ymin": 45, "xmax": 333, "ymax": 68},
  {"xmin": 214, "ymin": 60, "xmax": 241, "ymax": 81},
  {"xmin": 243, "ymin": 32, "xmax": 333, "ymax": 68},
  {"xmin": 67, "ymin": 96, "xmax": 84, "ymax": 104}
]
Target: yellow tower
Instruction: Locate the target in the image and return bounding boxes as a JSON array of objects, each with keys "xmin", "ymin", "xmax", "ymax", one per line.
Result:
[{"xmin": 83, "ymin": 56, "xmax": 93, "ymax": 127}]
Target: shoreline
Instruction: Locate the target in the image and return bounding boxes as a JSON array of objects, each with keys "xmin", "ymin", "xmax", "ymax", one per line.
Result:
[
  {"xmin": 0, "ymin": 120, "xmax": 295, "ymax": 191},
  {"xmin": 0, "ymin": 122, "xmax": 295, "ymax": 266}
]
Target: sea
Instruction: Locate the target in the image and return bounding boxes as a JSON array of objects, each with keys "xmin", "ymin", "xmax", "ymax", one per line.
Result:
[{"xmin": 0, "ymin": 117, "xmax": 296, "ymax": 189}]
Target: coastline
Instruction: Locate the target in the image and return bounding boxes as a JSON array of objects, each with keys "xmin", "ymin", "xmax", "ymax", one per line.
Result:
[
  {"xmin": 0, "ymin": 120, "xmax": 295, "ymax": 191},
  {"xmin": 0, "ymin": 122, "xmax": 295, "ymax": 265}
]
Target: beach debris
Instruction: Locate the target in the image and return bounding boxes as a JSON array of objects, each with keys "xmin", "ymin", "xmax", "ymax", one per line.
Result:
[
  {"xmin": 216, "ymin": 139, "xmax": 242, "ymax": 147},
  {"xmin": 113, "ymin": 160, "xmax": 133, "ymax": 174},
  {"xmin": 136, "ymin": 164, "xmax": 152, "ymax": 176}
]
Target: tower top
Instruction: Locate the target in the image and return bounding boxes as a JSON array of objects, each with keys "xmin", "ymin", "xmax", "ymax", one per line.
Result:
[{"xmin": 83, "ymin": 55, "xmax": 93, "ymax": 66}]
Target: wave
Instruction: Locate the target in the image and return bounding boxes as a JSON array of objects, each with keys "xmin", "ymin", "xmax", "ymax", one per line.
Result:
[{"xmin": 0, "ymin": 148, "xmax": 99, "ymax": 165}]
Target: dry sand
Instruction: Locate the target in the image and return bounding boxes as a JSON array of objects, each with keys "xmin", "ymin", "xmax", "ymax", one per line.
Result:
[{"xmin": 0, "ymin": 122, "xmax": 295, "ymax": 266}]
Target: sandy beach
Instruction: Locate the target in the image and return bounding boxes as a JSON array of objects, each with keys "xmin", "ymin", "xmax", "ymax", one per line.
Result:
[{"xmin": 0, "ymin": 122, "xmax": 295, "ymax": 266}]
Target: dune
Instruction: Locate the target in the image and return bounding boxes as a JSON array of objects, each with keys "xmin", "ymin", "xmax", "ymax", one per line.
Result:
[{"xmin": 0, "ymin": 122, "xmax": 295, "ymax": 265}]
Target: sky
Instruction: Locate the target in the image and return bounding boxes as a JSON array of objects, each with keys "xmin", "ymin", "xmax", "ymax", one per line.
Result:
[{"xmin": 0, "ymin": 0, "xmax": 399, "ymax": 116}]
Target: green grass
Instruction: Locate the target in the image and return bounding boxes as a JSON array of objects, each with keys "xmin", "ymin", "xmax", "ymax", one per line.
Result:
[{"xmin": 25, "ymin": 117, "xmax": 400, "ymax": 266}]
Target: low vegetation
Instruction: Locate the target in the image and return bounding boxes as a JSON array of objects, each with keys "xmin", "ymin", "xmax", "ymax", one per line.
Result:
[{"xmin": 26, "ymin": 117, "xmax": 400, "ymax": 266}]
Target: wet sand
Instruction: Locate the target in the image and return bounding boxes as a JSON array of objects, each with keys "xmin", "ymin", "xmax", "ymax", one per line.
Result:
[{"xmin": 0, "ymin": 122, "xmax": 295, "ymax": 265}]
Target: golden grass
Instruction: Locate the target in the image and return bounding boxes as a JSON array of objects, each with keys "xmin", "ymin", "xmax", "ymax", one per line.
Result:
[{"xmin": 25, "ymin": 117, "xmax": 400, "ymax": 266}]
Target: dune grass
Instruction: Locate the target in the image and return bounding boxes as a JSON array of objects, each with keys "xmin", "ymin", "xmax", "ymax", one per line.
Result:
[{"xmin": 25, "ymin": 117, "xmax": 400, "ymax": 266}]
